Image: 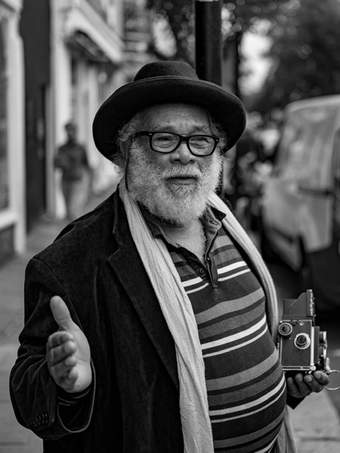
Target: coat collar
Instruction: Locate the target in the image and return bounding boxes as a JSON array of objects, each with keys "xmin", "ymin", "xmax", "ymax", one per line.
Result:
[{"xmin": 107, "ymin": 192, "xmax": 179, "ymax": 388}]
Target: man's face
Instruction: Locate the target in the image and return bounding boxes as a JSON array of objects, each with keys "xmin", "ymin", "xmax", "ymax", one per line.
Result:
[
  {"xmin": 66, "ymin": 124, "xmax": 76, "ymax": 141},
  {"xmin": 126, "ymin": 104, "xmax": 223, "ymax": 226}
]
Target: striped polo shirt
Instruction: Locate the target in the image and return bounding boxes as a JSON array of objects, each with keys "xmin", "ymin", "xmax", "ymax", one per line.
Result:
[{"xmin": 143, "ymin": 206, "xmax": 286, "ymax": 453}]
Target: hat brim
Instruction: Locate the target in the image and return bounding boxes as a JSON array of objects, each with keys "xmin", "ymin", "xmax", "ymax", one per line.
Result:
[{"xmin": 92, "ymin": 76, "xmax": 246, "ymax": 159}]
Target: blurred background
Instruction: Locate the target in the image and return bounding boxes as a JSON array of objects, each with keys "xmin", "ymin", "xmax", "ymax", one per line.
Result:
[
  {"xmin": 1, "ymin": 0, "xmax": 339, "ymax": 266},
  {"xmin": 1, "ymin": 1, "xmax": 340, "ymax": 451}
]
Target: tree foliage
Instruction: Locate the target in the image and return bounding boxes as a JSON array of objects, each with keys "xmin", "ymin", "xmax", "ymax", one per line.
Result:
[
  {"xmin": 253, "ymin": 0, "xmax": 340, "ymax": 113},
  {"xmin": 146, "ymin": 0, "xmax": 195, "ymax": 62},
  {"xmin": 146, "ymin": 0, "xmax": 289, "ymax": 62},
  {"xmin": 223, "ymin": 0, "xmax": 289, "ymax": 33},
  {"xmin": 146, "ymin": 0, "xmax": 340, "ymax": 115}
]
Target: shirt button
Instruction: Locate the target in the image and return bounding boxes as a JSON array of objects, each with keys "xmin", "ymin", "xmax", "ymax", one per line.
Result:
[{"xmin": 198, "ymin": 268, "xmax": 205, "ymax": 276}]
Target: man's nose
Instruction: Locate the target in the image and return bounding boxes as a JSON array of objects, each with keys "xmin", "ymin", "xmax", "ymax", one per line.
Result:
[{"xmin": 171, "ymin": 140, "xmax": 194, "ymax": 164}]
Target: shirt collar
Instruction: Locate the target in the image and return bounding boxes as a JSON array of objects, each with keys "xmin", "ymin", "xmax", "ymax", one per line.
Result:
[{"xmin": 139, "ymin": 202, "xmax": 226, "ymax": 244}]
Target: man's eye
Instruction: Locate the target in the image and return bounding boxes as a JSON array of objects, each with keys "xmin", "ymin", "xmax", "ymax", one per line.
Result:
[
  {"xmin": 153, "ymin": 134, "xmax": 176, "ymax": 145},
  {"xmin": 156, "ymin": 134, "xmax": 173, "ymax": 140},
  {"xmin": 190, "ymin": 136, "xmax": 211, "ymax": 146}
]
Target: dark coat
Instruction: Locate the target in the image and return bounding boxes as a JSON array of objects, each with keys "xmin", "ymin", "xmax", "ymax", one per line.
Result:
[{"xmin": 10, "ymin": 192, "xmax": 184, "ymax": 452}]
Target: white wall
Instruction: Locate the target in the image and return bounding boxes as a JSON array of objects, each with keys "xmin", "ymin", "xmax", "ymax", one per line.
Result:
[
  {"xmin": 49, "ymin": 5, "xmax": 73, "ymax": 218},
  {"xmin": 0, "ymin": 0, "xmax": 25, "ymax": 253}
]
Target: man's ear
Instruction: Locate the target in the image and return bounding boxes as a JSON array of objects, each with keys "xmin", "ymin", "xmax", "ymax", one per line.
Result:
[
  {"xmin": 119, "ymin": 141, "xmax": 130, "ymax": 191},
  {"xmin": 111, "ymin": 138, "xmax": 130, "ymax": 168},
  {"xmin": 121, "ymin": 140, "xmax": 131, "ymax": 170},
  {"xmin": 220, "ymin": 135, "xmax": 228, "ymax": 153}
]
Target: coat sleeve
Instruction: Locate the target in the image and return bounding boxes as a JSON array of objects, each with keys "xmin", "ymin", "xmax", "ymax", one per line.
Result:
[{"xmin": 9, "ymin": 257, "xmax": 95, "ymax": 440}]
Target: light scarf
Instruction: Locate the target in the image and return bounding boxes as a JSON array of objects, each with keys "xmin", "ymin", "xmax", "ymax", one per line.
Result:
[{"xmin": 119, "ymin": 181, "xmax": 290, "ymax": 453}]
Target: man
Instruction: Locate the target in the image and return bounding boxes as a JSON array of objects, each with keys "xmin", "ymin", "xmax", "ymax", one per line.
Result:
[
  {"xmin": 55, "ymin": 121, "xmax": 91, "ymax": 220},
  {"xmin": 10, "ymin": 61, "xmax": 328, "ymax": 453}
]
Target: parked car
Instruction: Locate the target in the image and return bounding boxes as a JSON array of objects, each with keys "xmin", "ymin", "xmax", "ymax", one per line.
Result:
[{"xmin": 260, "ymin": 95, "xmax": 340, "ymax": 311}]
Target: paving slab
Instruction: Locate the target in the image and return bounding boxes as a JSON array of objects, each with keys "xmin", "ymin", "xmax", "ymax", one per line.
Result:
[
  {"xmin": 291, "ymin": 389, "xmax": 340, "ymax": 452},
  {"xmin": 0, "ymin": 342, "xmax": 42, "ymax": 452}
]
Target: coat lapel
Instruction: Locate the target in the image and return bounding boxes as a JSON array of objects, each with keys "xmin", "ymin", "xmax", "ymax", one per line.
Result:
[{"xmin": 107, "ymin": 195, "xmax": 179, "ymax": 389}]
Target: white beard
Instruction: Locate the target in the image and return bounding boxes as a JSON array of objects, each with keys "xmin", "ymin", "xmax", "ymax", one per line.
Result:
[{"xmin": 127, "ymin": 148, "xmax": 222, "ymax": 226}]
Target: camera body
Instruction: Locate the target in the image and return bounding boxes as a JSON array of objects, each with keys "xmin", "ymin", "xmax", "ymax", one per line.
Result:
[{"xmin": 277, "ymin": 289, "xmax": 330, "ymax": 373}]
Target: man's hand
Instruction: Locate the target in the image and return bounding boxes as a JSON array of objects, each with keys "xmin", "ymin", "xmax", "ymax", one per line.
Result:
[
  {"xmin": 46, "ymin": 296, "xmax": 92, "ymax": 393},
  {"xmin": 286, "ymin": 370, "xmax": 329, "ymax": 399}
]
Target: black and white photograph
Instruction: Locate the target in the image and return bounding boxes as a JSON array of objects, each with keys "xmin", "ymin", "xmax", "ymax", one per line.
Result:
[{"xmin": 1, "ymin": 1, "xmax": 340, "ymax": 452}]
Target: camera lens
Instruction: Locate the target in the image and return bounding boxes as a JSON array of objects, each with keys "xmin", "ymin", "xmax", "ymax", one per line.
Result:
[
  {"xmin": 278, "ymin": 322, "xmax": 293, "ymax": 337},
  {"xmin": 294, "ymin": 333, "xmax": 311, "ymax": 350}
]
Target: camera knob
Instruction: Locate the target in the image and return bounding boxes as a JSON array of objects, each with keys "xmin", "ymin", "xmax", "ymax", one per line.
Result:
[
  {"xmin": 294, "ymin": 333, "xmax": 311, "ymax": 350},
  {"xmin": 278, "ymin": 322, "xmax": 293, "ymax": 337},
  {"xmin": 319, "ymin": 331, "xmax": 327, "ymax": 345},
  {"xmin": 319, "ymin": 331, "xmax": 328, "ymax": 361}
]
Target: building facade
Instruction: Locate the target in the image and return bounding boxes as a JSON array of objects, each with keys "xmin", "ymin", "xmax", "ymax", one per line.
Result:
[
  {"xmin": 123, "ymin": 0, "xmax": 152, "ymax": 80},
  {"xmin": 20, "ymin": 0, "xmax": 50, "ymax": 231},
  {"xmin": 50, "ymin": 0, "xmax": 125, "ymax": 218},
  {"xmin": 20, "ymin": 0, "xmax": 125, "ymax": 228},
  {"xmin": 0, "ymin": 0, "xmax": 154, "ymax": 265},
  {"xmin": 0, "ymin": 0, "xmax": 25, "ymax": 263}
]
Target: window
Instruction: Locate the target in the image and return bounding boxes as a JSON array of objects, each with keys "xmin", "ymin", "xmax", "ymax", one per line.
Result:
[{"xmin": 333, "ymin": 129, "xmax": 340, "ymax": 236}]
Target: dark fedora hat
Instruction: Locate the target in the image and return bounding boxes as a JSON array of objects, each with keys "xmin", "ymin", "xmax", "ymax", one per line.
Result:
[{"xmin": 92, "ymin": 60, "xmax": 246, "ymax": 159}]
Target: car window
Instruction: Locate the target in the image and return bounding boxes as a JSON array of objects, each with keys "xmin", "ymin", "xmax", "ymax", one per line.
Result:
[
  {"xmin": 333, "ymin": 129, "xmax": 340, "ymax": 230},
  {"xmin": 276, "ymin": 104, "xmax": 338, "ymax": 187}
]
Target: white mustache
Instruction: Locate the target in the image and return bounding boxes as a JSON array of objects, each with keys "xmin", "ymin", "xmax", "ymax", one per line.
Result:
[{"xmin": 163, "ymin": 167, "xmax": 201, "ymax": 178}]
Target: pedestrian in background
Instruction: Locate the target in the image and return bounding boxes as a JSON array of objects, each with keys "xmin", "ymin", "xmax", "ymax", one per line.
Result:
[
  {"xmin": 10, "ymin": 61, "xmax": 328, "ymax": 453},
  {"xmin": 54, "ymin": 121, "xmax": 91, "ymax": 220}
]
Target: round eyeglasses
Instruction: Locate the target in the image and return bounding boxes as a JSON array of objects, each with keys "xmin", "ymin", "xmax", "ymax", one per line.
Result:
[{"xmin": 133, "ymin": 131, "xmax": 220, "ymax": 157}]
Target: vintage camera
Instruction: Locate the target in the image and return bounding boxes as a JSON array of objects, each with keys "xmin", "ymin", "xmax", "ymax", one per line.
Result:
[{"xmin": 277, "ymin": 289, "xmax": 330, "ymax": 373}]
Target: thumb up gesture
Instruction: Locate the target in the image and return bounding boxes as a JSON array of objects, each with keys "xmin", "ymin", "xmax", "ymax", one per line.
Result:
[{"xmin": 46, "ymin": 296, "xmax": 92, "ymax": 393}]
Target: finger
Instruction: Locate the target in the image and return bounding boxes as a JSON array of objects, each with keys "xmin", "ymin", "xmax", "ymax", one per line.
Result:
[
  {"xmin": 309, "ymin": 379, "xmax": 324, "ymax": 393},
  {"xmin": 294, "ymin": 373, "xmax": 311, "ymax": 396},
  {"xmin": 286, "ymin": 376, "xmax": 296, "ymax": 393},
  {"xmin": 287, "ymin": 373, "xmax": 310, "ymax": 397},
  {"xmin": 59, "ymin": 369, "xmax": 79, "ymax": 393},
  {"xmin": 49, "ymin": 356, "xmax": 77, "ymax": 381},
  {"xmin": 47, "ymin": 331, "xmax": 74, "ymax": 350},
  {"xmin": 286, "ymin": 376, "xmax": 302, "ymax": 398},
  {"xmin": 303, "ymin": 373, "xmax": 314, "ymax": 390},
  {"xmin": 66, "ymin": 367, "xmax": 78, "ymax": 383},
  {"xmin": 50, "ymin": 296, "xmax": 76, "ymax": 331},
  {"xmin": 308, "ymin": 371, "xmax": 329, "ymax": 392},
  {"xmin": 46, "ymin": 341, "xmax": 77, "ymax": 366},
  {"xmin": 313, "ymin": 371, "xmax": 329, "ymax": 386}
]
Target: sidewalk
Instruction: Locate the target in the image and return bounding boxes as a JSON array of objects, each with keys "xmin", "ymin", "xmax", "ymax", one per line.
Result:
[
  {"xmin": 1, "ymin": 193, "xmax": 340, "ymax": 452},
  {"xmin": 0, "ymin": 191, "xmax": 111, "ymax": 453},
  {"xmin": 0, "ymin": 216, "xmax": 63, "ymax": 453},
  {"xmin": 290, "ymin": 391, "xmax": 340, "ymax": 452}
]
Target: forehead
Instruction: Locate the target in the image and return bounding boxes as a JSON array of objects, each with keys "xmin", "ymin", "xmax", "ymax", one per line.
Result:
[{"xmin": 141, "ymin": 103, "xmax": 211, "ymax": 130}]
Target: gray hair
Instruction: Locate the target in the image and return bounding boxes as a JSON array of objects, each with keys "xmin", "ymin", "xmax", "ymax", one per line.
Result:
[
  {"xmin": 208, "ymin": 117, "xmax": 228, "ymax": 152},
  {"xmin": 111, "ymin": 107, "xmax": 228, "ymax": 167},
  {"xmin": 109, "ymin": 112, "xmax": 142, "ymax": 167}
]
